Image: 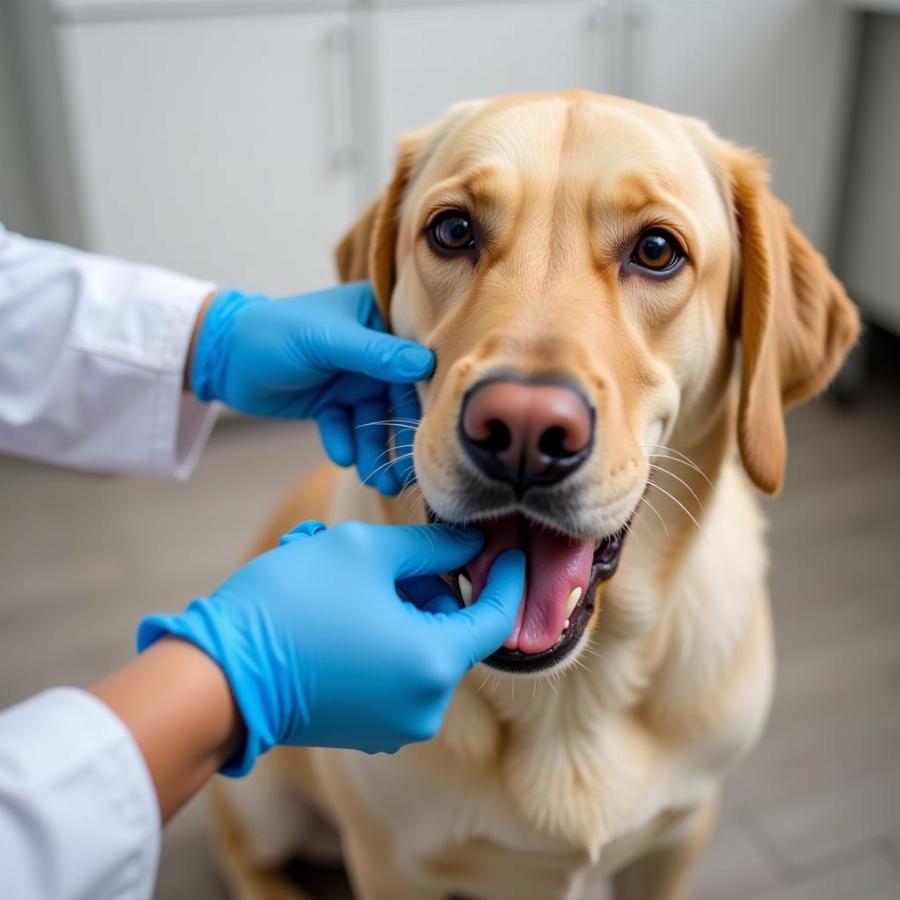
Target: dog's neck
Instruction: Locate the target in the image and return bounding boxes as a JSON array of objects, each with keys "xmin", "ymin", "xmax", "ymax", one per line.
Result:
[{"xmin": 394, "ymin": 386, "xmax": 756, "ymax": 855}]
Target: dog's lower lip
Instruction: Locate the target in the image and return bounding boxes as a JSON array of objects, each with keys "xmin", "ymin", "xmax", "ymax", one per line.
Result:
[
  {"xmin": 485, "ymin": 525, "xmax": 626, "ymax": 673},
  {"xmin": 437, "ymin": 511, "xmax": 629, "ymax": 674}
]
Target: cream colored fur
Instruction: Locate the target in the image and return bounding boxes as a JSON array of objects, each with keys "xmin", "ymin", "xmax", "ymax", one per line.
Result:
[{"xmin": 210, "ymin": 92, "xmax": 858, "ymax": 900}]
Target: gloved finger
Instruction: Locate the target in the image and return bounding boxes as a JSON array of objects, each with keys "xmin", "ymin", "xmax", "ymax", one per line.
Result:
[
  {"xmin": 420, "ymin": 594, "xmax": 462, "ymax": 615},
  {"xmin": 279, "ymin": 520, "xmax": 329, "ymax": 546},
  {"xmin": 313, "ymin": 325, "xmax": 435, "ymax": 385},
  {"xmin": 397, "ymin": 574, "xmax": 459, "ymax": 611},
  {"xmin": 440, "ymin": 549, "xmax": 526, "ymax": 667},
  {"xmin": 316, "ymin": 406, "xmax": 355, "ymax": 467},
  {"xmin": 397, "ymin": 575, "xmax": 460, "ymax": 615},
  {"xmin": 388, "ymin": 382, "xmax": 421, "ymax": 489},
  {"xmin": 375, "ymin": 523, "xmax": 484, "ymax": 580},
  {"xmin": 353, "ymin": 398, "xmax": 399, "ymax": 495}
]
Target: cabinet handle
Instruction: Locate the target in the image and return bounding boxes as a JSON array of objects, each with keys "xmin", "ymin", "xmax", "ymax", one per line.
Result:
[
  {"xmin": 322, "ymin": 23, "xmax": 358, "ymax": 173},
  {"xmin": 586, "ymin": 2, "xmax": 618, "ymax": 93}
]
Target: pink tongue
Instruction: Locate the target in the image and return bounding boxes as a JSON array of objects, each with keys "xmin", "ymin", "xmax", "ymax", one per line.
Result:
[{"xmin": 464, "ymin": 515, "xmax": 596, "ymax": 655}]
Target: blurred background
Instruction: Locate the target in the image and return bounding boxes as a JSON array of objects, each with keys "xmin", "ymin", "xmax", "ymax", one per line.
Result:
[{"xmin": 1, "ymin": 1, "xmax": 898, "ymax": 898}]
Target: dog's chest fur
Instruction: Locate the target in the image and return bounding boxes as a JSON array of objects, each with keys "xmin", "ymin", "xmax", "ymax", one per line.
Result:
[{"xmin": 331, "ymin": 463, "xmax": 773, "ymax": 896}]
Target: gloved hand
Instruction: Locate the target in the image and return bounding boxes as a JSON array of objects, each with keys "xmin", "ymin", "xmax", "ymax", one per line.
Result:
[
  {"xmin": 138, "ymin": 521, "xmax": 525, "ymax": 774},
  {"xmin": 191, "ymin": 283, "xmax": 430, "ymax": 494}
]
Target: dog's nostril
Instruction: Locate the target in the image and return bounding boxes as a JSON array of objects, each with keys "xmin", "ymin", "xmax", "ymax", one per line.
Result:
[
  {"xmin": 460, "ymin": 376, "xmax": 593, "ymax": 489},
  {"xmin": 537, "ymin": 426, "xmax": 571, "ymax": 460},
  {"xmin": 474, "ymin": 418, "xmax": 513, "ymax": 455}
]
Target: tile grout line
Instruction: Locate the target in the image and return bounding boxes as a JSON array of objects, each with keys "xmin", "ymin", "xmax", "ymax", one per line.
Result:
[
  {"xmin": 877, "ymin": 837, "xmax": 900, "ymax": 877},
  {"xmin": 738, "ymin": 807, "xmax": 796, "ymax": 879},
  {"xmin": 743, "ymin": 806, "xmax": 900, "ymax": 888}
]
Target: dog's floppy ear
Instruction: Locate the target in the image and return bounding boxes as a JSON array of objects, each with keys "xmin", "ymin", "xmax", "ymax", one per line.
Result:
[
  {"xmin": 334, "ymin": 137, "xmax": 419, "ymax": 322},
  {"xmin": 726, "ymin": 148, "xmax": 859, "ymax": 495},
  {"xmin": 334, "ymin": 198, "xmax": 380, "ymax": 284},
  {"xmin": 335, "ymin": 100, "xmax": 486, "ymax": 319}
]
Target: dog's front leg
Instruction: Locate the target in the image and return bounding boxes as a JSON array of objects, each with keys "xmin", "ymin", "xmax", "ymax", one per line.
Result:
[
  {"xmin": 342, "ymin": 830, "xmax": 446, "ymax": 900},
  {"xmin": 611, "ymin": 797, "xmax": 718, "ymax": 900}
]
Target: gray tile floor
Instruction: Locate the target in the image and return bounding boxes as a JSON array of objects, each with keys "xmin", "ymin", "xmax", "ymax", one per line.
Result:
[{"xmin": 1, "ymin": 376, "xmax": 898, "ymax": 900}]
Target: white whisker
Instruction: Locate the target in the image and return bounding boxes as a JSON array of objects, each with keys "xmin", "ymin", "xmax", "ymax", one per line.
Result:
[
  {"xmin": 645, "ymin": 480, "xmax": 710, "ymax": 545},
  {"xmin": 356, "ymin": 452, "xmax": 415, "ymax": 491},
  {"xmin": 389, "ymin": 388, "xmax": 421, "ymax": 409},
  {"xmin": 642, "ymin": 444, "xmax": 712, "ymax": 487},
  {"xmin": 647, "ymin": 463, "xmax": 704, "ymax": 512},
  {"xmin": 621, "ymin": 518, "xmax": 644, "ymax": 552},
  {"xmin": 570, "ymin": 655, "xmax": 591, "ymax": 676},
  {"xmin": 637, "ymin": 493, "xmax": 669, "ymax": 537},
  {"xmin": 367, "ymin": 443, "xmax": 403, "ymax": 470},
  {"xmin": 399, "ymin": 493, "xmax": 418, "ymax": 519},
  {"xmin": 354, "ymin": 420, "xmax": 419, "ymax": 430},
  {"xmin": 397, "ymin": 474, "xmax": 423, "ymax": 518}
]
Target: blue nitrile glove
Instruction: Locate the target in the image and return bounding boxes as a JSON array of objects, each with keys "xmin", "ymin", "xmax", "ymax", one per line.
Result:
[
  {"xmin": 137, "ymin": 521, "xmax": 525, "ymax": 774},
  {"xmin": 191, "ymin": 282, "xmax": 431, "ymax": 494}
]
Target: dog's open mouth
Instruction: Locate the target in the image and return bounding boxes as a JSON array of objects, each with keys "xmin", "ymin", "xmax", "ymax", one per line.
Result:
[{"xmin": 439, "ymin": 512, "xmax": 627, "ymax": 673}]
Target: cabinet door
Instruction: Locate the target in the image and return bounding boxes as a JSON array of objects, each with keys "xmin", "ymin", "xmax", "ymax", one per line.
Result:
[
  {"xmin": 619, "ymin": 0, "xmax": 854, "ymax": 252},
  {"xmin": 365, "ymin": 1, "xmax": 618, "ymax": 188},
  {"xmin": 57, "ymin": 12, "xmax": 357, "ymax": 294}
]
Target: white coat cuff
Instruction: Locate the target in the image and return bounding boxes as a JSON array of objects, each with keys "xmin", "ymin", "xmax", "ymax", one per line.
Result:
[{"xmin": 129, "ymin": 268, "xmax": 218, "ymax": 478}]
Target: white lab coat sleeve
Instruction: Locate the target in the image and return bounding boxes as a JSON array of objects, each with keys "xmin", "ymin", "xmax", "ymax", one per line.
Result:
[
  {"xmin": 0, "ymin": 688, "xmax": 161, "ymax": 900},
  {"xmin": 0, "ymin": 224, "xmax": 218, "ymax": 477}
]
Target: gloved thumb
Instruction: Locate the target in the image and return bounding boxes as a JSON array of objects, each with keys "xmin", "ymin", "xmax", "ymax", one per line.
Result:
[
  {"xmin": 315, "ymin": 325, "xmax": 434, "ymax": 384},
  {"xmin": 442, "ymin": 549, "xmax": 526, "ymax": 667}
]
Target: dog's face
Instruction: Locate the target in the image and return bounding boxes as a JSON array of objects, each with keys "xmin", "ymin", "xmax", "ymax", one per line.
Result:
[{"xmin": 338, "ymin": 92, "xmax": 858, "ymax": 675}]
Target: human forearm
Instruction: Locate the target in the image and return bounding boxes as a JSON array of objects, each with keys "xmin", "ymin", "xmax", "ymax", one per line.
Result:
[{"xmin": 89, "ymin": 637, "xmax": 243, "ymax": 822}]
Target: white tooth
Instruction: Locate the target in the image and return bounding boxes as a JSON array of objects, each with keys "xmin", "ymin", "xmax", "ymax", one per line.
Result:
[
  {"xmin": 563, "ymin": 618, "xmax": 570, "ymax": 631},
  {"xmin": 458, "ymin": 574, "xmax": 473, "ymax": 606},
  {"xmin": 565, "ymin": 587, "xmax": 582, "ymax": 617}
]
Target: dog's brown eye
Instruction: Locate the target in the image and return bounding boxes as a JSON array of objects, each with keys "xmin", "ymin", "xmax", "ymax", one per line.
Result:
[
  {"xmin": 428, "ymin": 210, "xmax": 475, "ymax": 252},
  {"xmin": 631, "ymin": 229, "xmax": 683, "ymax": 273}
]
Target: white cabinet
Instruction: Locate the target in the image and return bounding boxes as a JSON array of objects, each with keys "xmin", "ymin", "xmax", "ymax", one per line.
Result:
[
  {"xmin": 618, "ymin": 0, "xmax": 854, "ymax": 251},
  {"xmin": 365, "ymin": 1, "xmax": 618, "ymax": 187},
  {"xmin": 51, "ymin": 0, "xmax": 855, "ymax": 285},
  {"xmin": 56, "ymin": 11, "xmax": 358, "ymax": 294}
]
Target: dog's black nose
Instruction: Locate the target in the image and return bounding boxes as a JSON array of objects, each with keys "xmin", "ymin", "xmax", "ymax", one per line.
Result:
[{"xmin": 459, "ymin": 376, "xmax": 593, "ymax": 490}]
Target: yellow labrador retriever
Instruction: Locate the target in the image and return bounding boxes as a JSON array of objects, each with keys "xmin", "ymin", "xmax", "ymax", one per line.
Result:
[{"xmin": 211, "ymin": 91, "xmax": 859, "ymax": 900}]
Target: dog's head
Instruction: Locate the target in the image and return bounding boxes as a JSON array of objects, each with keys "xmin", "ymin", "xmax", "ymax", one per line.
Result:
[{"xmin": 337, "ymin": 92, "xmax": 858, "ymax": 675}]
